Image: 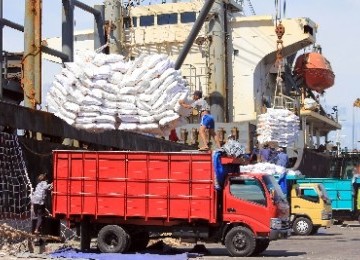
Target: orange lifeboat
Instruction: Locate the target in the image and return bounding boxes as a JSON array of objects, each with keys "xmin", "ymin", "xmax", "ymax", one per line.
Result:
[{"xmin": 294, "ymin": 52, "xmax": 335, "ymax": 92}]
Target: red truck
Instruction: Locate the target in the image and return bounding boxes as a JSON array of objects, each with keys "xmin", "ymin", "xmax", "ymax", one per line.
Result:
[{"xmin": 52, "ymin": 150, "xmax": 290, "ymax": 257}]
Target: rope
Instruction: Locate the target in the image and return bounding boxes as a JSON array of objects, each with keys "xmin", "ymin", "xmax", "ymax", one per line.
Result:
[{"xmin": 19, "ymin": 140, "xmax": 57, "ymax": 157}]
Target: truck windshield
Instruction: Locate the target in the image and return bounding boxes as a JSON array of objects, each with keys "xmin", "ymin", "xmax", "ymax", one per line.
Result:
[
  {"xmin": 318, "ymin": 184, "xmax": 331, "ymax": 204},
  {"xmin": 262, "ymin": 175, "xmax": 287, "ymax": 203}
]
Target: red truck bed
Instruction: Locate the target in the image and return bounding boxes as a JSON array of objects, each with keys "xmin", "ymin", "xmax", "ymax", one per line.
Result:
[{"xmin": 52, "ymin": 150, "xmax": 217, "ymax": 223}]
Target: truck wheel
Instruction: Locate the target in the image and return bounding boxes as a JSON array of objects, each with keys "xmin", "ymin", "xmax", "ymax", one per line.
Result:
[
  {"xmin": 224, "ymin": 226, "xmax": 256, "ymax": 257},
  {"xmin": 293, "ymin": 217, "xmax": 313, "ymax": 236},
  {"xmin": 128, "ymin": 231, "xmax": 150, "ymax": 252},
  {"xmin": 80, "ymin": 220, "xmax": 91, "ymax": 251},
  {"xmin": 97, "ymin": 225, "xmax": 130, "ymax": 253},
  {"xmin": 252, "ymin": 239, "xmax": 270, "ymax": 256}
]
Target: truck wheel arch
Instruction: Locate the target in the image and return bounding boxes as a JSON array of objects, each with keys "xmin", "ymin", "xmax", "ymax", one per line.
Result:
[{"xmin": 221, "ymin": 223, "xmax": 254, "ymax": 242}]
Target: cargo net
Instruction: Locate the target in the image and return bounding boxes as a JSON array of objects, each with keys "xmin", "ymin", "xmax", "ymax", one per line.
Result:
[
  {"xmin": 0, "ymin": 132, "xmax": 32, "ymax": 220},
  {"xmin": 0, "ymin": 132, "xmax": 33, "ymax": 242},
  {"xmin": 0, "ymin": 132, "xmax": 35, "ymax": 254},
  {"xmin": 0, "ymin": 133, "xmax": 76, "ymax": 255}
]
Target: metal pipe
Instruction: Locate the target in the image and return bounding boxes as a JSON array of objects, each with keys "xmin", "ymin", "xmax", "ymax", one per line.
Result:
[
  {"xmin": 174, "ymin": 0, "xmax": 215, "ymax": 70},
  {"xmin": 73, "ymin": 0, "xmax": 101, "ymax": 16},
  {"xmin": 41, "ymin": 46, "xmax": 69, "ymax": 62},
  {"xmin": 0, "ymin": 18, "xmax": 24, "ymax": 32},
  {"xmin": 62, "ymin": 0, "xmax": 74, "ymax": 62}
]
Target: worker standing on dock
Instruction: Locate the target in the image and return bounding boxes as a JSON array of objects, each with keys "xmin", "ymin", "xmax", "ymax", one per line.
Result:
[
  {"xmin": 31, "ymin": 173, "xmax": 53, "ymax": 234},
  {"xmin": 179, "ymin": 90, "xmax": 220, "ymax": 150}
]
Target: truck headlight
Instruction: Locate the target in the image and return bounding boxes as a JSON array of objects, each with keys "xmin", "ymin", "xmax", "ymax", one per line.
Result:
[
  {"xmin": 321, "ymin": 210, "xmax": 332, "ymax": 220},
  {"xmin": 270, "ymin": 218, "xmax": 282, "ymax": 229}
]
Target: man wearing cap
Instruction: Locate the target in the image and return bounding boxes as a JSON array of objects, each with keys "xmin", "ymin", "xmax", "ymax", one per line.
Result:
[
  {"xmin": 272, "ymin": 147, "xmax": 289, "ymax": 168},
  {"xmin": 179, "ymin": 90, "xmax": 220, "ymax": 150}
]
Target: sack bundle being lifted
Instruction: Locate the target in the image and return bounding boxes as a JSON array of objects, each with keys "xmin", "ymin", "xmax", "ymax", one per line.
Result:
[
  {"xmin": 46, "ymin": 52, "xmax": 192, "ymax": 136},
  {"xmin": 256, "ymin": 108, "xmax": 300, "ymax": 147}
]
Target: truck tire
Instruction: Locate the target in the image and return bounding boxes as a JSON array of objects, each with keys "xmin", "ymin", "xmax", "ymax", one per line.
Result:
[
  {"xmin": 252, "ymin": 239, "xmax": 270, "ymax": 256},
  {"xmin": 128, "ymin": 231, "xmax": 150, "ymax": 252},
  {"xmin": 293, "ymin": 217, "xmax": 313, "ymax": 236},
  {"xmin": 80, "ymin": 220, "xmax": 91, "ymax": 251},
  {"xmin": 97, "ymin": 225, "xmax": 130, "ymax": 253},
  {"xmin": 224, "ymin": 226, "xmax": 256, "ymax": 257}
]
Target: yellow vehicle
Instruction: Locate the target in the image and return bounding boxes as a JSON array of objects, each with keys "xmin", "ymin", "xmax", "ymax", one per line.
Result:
[{"xmin": 289, "ymin": 181, "xmax": 332, "ymax": 235}]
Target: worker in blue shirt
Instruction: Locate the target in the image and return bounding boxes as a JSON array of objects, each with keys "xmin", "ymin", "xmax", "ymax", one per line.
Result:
[
  {"xmin": 273, "ymin": 147, "xmax": 289, "ymax": 168},
  {"xmin": 258, "ymin": 143, "xmax": 270, "ymax": 162}
]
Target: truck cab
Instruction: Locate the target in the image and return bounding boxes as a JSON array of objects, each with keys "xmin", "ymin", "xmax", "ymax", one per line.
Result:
[
  {"xmin": 297, "ymin": 177, "xmax": 360, "ymax": 223},
  {"xmin": 223, "ymin": 173, "xmax": 290, "ymax": 238},
  {"xmin": 290, "ymin": 182, "xmax": 332, "ymax": 235},
  {"xmin": 219, "ymin": 169, "xmax": 290, "ymax": 256}
]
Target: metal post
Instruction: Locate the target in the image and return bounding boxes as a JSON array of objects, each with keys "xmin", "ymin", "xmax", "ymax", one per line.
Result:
[
  {"xmin": 62, "ymin": 0, "xmax": 74, "ymax": 62},
  {"xmin": 174, "ymin": 0, "xmax": 215, "ymax": 70},
  {"xmin": 0, "ymin": 0, "xmax": 3, "ymax": 100},
  {"xmin": 208, "ymin": 0, "xmax": 226, "ymax": 122},
  {"xmin": 34, "ymin": 0, "xmax": 42, "ymax": 105},
  {"xmin": 104, "ymin": 0, "xmax": 122, "ymax": 54},
  {"xmin": 353, "ymin": 106, "xmax": 355, "ymax": 150},
  {"xmin": 94, "ymin": 5, "xmax": 106, "ymax": 50},
  {"xmin": 23, "ymin": 0, "xmax": 39, "ymax": 109}
]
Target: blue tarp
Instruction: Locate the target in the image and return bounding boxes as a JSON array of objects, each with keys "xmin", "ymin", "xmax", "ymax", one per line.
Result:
[
  {"xmin": 50, "ymin": 247, "xmax": 189, "ymax": 260},
  {"xmin": 277, "ymin": 172, "xmax": 288, "ymax": 195},
  {"xmin": 213, "ymin": 151, "xmax": 225, "ymax": 190}
]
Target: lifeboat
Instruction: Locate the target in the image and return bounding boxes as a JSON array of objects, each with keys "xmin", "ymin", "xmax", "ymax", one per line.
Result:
[{"xmin": 293, "ymin": 52, "xmax": 335, "ymax": 92}]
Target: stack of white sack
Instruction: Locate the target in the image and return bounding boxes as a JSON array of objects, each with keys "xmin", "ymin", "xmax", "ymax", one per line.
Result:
[
  {"xmin": 303, "ymin": 97, "xmax": 319, "ymax": 111},
  {"xmin": 46, "ymin": 52, "xmax": 192, "ymax": 136},
  {"xmin": 240, "ymin": 162, "xmax": 286, "ymax": 175},
  {"xmin": 256, "ymin": 108, "xmax": 299, "ymax": 147},
  {"xmin": 240, "ymin": 162, "xmax": 303, "ymax": 176}
]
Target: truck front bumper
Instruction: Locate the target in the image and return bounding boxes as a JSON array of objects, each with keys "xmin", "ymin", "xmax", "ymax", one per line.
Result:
[
  {"xmin": 269, "ymin": 228, "xmax": 292, "ymax": 240},
  {"xmin": 319, "ymin": 219, "xmax": 332, "ymax": 228}
]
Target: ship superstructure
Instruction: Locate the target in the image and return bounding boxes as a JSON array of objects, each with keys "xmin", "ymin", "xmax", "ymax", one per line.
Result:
[
  {"xmin": 63, "ymin": 0, "xmax": 339, "ymax": 154},
  {"xmin": 1, "ymin": 0, "xmax": 341, "ymax": 172}
]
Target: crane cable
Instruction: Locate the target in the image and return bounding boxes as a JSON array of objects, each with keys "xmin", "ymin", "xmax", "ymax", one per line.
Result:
[
  {"xmin": 274, "ymin": 0, "xmax": 286, "ymax": 65},
  {"xmin": 273, "ymin": 0, "xmax": 286, "ymax": 108}
]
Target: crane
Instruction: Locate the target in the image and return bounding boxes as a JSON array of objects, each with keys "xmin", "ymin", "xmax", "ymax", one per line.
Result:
[{"xmin": 246, "ymin": 0, "xmax": 256, "ymax": 15}]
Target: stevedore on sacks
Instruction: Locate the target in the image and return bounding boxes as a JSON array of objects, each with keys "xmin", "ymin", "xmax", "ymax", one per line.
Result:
[{"xmin": 178, "ymin": 90, "xmax": 220, "ymax": 151}]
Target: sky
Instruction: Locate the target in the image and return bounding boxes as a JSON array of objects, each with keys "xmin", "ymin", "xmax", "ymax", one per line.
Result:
[{"xmin": 2, "ymin": 0, "xmax": 360, "ymax": 149}]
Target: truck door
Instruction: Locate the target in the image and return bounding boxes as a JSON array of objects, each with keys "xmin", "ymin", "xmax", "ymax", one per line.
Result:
[
  {"xmin": 223, "ymin": 177, "xmax": 270, "ymax": 231},
  {"xmin": 292, "ymin": 186, "xmax": 321, "ymax": 218}
]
